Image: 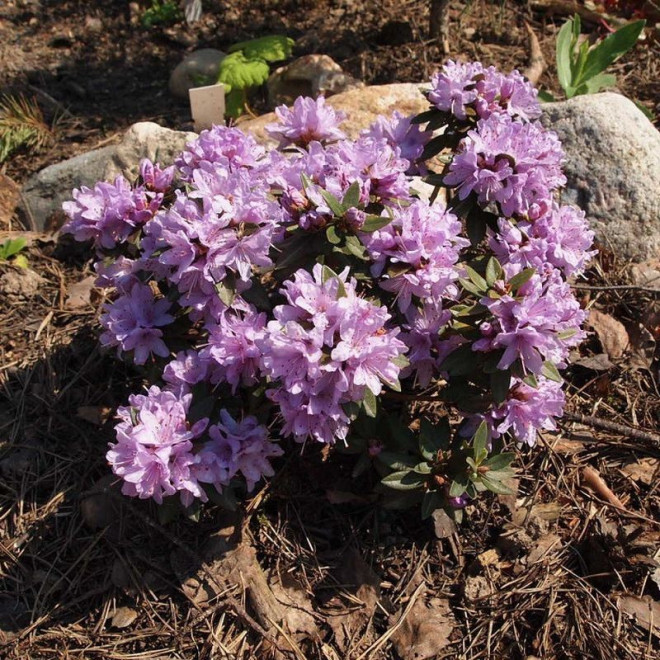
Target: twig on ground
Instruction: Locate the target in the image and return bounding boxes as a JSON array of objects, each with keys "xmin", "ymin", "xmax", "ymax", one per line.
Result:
[
  {"xmin": 429, "ymin": 0, "xmax": 451, "ymax": 54},
  {"xmin": 523, "ymin": 22, "xmax": 545, "ymax": 85},
  {"xmin": 564, "ymin": 411, "xmax": 660, "ymax": 450},
  {"xmin": 581, "ymin": 466, "xmax": 625, "ymax": 508}
]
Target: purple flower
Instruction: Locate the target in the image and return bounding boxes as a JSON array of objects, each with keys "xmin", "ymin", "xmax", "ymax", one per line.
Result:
[
  {"xmin": 108, "ymin": 386, "xmax": 208, "ymax": 504},
  {"xmin": 445, "ymin": 114, "xmax": 565, "ymax": 218},
  {"xmin": 139, "ymin": 158, "xmax": 175, "ymax": 192},
  {"xmin": 194, "ymin": 410, "xmax": 283, "ymax": 492},
  {"xmin": 62, "ymin": 177, "xmax": 159, "ymax": 249},
  {"xmin": 362, "ymin": 111, "xmax": 432, "ymax": 174},
  {"xmin": 429, "ymin": 60, "xmax": 540, "ymax": 122},
  {"xmin": 163, "ymin": 350, "xmax": 211, "ymax": 397},
  {"xmin": 491, "ymin": 376, "xmax": 565, "ymax": 446},
  {"xmin": 266, "ymin": 96, "xmax": 347, "ymax": 147},
  {"xmin": 100, "ymin": 281, "xmax": 174, "ymax": 364}
]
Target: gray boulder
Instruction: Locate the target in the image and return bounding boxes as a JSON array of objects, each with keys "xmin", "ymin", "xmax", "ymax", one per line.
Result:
[
  {"xmin": 169, "ymin": 49, "xmax": 226, "ymax": 100},
  {"xmin": 20, "ymin": 122, "xmax": 195, "ymax": 230},
  {"xmin": 542, "ymin": 93, "xmax": 660, "ymax": 262}
]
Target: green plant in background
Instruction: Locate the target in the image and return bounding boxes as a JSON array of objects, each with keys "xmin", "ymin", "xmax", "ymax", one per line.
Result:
[
  {"xmin": 217, "ymin": 35, "xmax": 294, "ymax": 118},
  {"xmin": 0, "ymin": 95, "xmax": 53, "ymax": 164},
  {"xmin": 0, "ymin": 237, "xmax": 28, "ymax": 268},
  {"xmin": 141, "ymin": 0, "xmax": 182, "ymax": 28},
  {"xmin": 543, "ymin": 14, "xmax": 645, "ymax": 101}
]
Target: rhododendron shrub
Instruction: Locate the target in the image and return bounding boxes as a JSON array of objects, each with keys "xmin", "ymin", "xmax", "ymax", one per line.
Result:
[{"xmin": 63, "ymin": 61, "xmax": 594, "ymax": 521}]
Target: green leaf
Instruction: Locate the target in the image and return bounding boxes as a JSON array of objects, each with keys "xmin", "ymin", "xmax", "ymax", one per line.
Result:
[
  {"xmin": 381, "ymin": 470, "xmax": 426, "ymax": 491},
  {"xmin": 0, "ymin": 237, "xmax": 27, "ymax": 259},
  {"xmin": 466, "ymin": 209, "xmax": 486, "ymax": 246},
  {"xmin": 319, "ymin": 189, "xmax": 346, "ymax": 217},
  {"xmin": 483, "ymin": 452, "xmax": 515, "ymax": 471},
  {"xmin": 465, "ymin": 266, "xmax": 488, "ymax": 292},
  {"xmin": 418, "ymin": 417, "xmax": 449, "ymax": 461},
  {"xmin": 225, "ymin": 88, "xmax": 246, "ymax": 118},
  {"xmin": 491, "ymin": 369, "xmax": 511, "ymax": 405},
  {"xmin": 218, "ymin": 51, "xmax": 270, "ymax": 91},
  {"xmin": 362, "ymin": 388, "xmax": 378, "ymax": 418},
  {"xmin": 480, "ymin": 474, "xmax": 516, "ymax": 495},
  {"xmin": 556, "ymin": 17, "xmax": 576, "ymax": 93},
  {"xmin": 378, "ymin": 451, "xmax": 419, "ymax": 471},
  {"xmin": 581, "ymin": 72, "xmax": 617, "ymax": 95},
  {"xmin": 578, "ymin": 20, "xmax": 645, "ymax": 86},
  {"xmin": 344, "ymin": 235, "xmax": 366, "ymax": 258},
  {"xmin": 13, "ymin": 254, "xmax": 28, "ymax": 268},
  {"xmin": 449, "ymin": 473, "xmax": 469, "ymax": 497},
  {"xmin": 361, "ymin": 215, "xmax": 393, "ymax": 232},
  {"xmin": 421, "ymin": 490, "xmax": 444, "ymax": 520},
  {"xmin": 227, "ymin": 35, "xmax": 294, "ymax": 63},
  {"xmin": 508, "ymin": 267, "xmax": 535, "ymax": 292},
  {"xmin": 326, "ymin": 224, "xmax": 341, "ymax": 245},
  {"xmin": 342, "ymin": 181, "xmax": 361, "ymax": 209},
  {"xmin": 321, "ymin": 264, "xmax": 347, "ymax": 297},
  {"xmin": 537, "ymin": 89, "xmax": 556, "ymax": 103},
  {"xmin": 485, "ymin": 257, "xmax": 504, "ymax": 287},
  {"xmin": 215, "ymin": 279, "xmax": 236, "ymax": 306},
  {"xmin": 473, "ymin": 421, "xmax": 490, "ymax": 459},
  {"xmin": 541, "ymin": 361, "xmax": 563, "ymax": 383}
]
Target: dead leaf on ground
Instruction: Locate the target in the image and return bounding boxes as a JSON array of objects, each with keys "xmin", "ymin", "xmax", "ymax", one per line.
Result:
[
  {"xmin": 573, "ymin": 353, "xmax": 615, "ymax": 371},
  {"xmin": 627, "ymin": 323, "xmax": 656, "ymax": 370},
  {"xmin": 111, "ymin": 606, "xmax": 138, "ymax": 629},
  {"xmin": 620, "ymin": 458, "xmax": 659, "ymax": 486},
  {"xmin": 617, "ymin": 595, "xmax": 660, "ymax": 637},
  {"xmin": 65, "ymin": 275, "xmax": 98, "ymax": 310},
  {"xmin": 527, "ymin": 533, "xmax": 562, "ymax": 564},
  {"xmin": 431, "ymin": 508, "xmax": 457, "ymax": 539},
  {"xmin": 588, "ymin": 309, "xmax": 629, "ymax": 361},
  {"xmin": 270, "ymin": 574, "xmax": 318, "ymax": 637},
  {"xmin": 390, "ymin": 596, "xmax": 454, "ymax": 660}
]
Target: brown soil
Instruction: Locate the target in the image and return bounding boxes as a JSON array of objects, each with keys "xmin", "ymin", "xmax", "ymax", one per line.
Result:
[{"xmin": 1, "ymin": 1, "xmax": 660, "ymax": 659}]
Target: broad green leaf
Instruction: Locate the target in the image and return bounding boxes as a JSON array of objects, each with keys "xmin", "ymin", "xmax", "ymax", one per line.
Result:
[
  {"xmin": 218, "ymin": 52, "xmax": 270, "ymax": 91},
  {"xmin": 491, "ymin": 369, "xmax": 511, "ymax": 405},
  {"xmin": 581, "ymin": 72, "xmax": 617, "ymax": 95},
  {"xmin": 378, "ymin": 451, "xmax": 419, "ymax": 471},
  {"xmin": 508, "ymin": 267, "xmax": 535, "ymax": 292},
  {"xmin": 215, "ymin": 280, "xmax": 235, "ymax": 306},
  {"xmin": 0, "ymin": 237, "xmax": 27, "ymax": 259},
  {"xmin": 473, "ymin": 421, "xmax": 489, "ymax": 459},
  {"xmin": 381, "ymin": 470, "xmax": 426, "ymax": 491},
  {"xmin": 449, "ymin": 473, "xmax": 469, "ymax": 497},
  {"xmin": 319, "ymin": 189, "xmax": 346, "ymax": 217},
  {"xmin": 326, "ymin": 225, "xmax": 342, "ymax": 245},
  {"xmin": 413, "ymin": 462, "xmax": 432, "ymax": 475},
  {"xmin": 228, "ymin": 35, "xmax": 294, "ymax": 63},
  {"xmin": 578, "ymin": 20, "xmax": 645, "ymax": 86},
  {"xmin": 556, "ymin": 18, "xmax": 575, "ymax": 93},
  {"xmin": 321, "ymin": 264, "xmax": 347, "ymax": 297},
  {"xmin": 362, "ymin": 387, "xmax": 378, "ymax": 418},
  {"xmin": 485, "ymin": 257, "xmax": 504, "ymax": 287},
  {"xmin": 465, "ymin": 266, "xmax": 488, "ymax": 292},
  {"xmin": 541, "ymin": 361, "xmax": 563, "ymax": 383},
  {"xmin": 225, "ymin": 88, "xmax": 246, "ymax": 118},
  {"xmin": 361, "ymin": 215, "xmax": 392, "ymax": 232},
  {"xmin": 480, "ymin": 474, "xmax": 516, "ymax": 495},
  {"xmin": 483, "ymin": 452, "xmax": 515, "ymax": 472},
  {"xmin": 537, "ymin": 89, "xmax": 556, "ymax": 103},
  {"xmin": 342, "ymin": 181, "xmax": 361, "ymax": 209}
]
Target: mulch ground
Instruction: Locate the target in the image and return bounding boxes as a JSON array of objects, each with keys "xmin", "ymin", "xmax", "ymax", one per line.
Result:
[{"xmin": 1, "ymin": 1, "xmax": 660, "ymax": 658}]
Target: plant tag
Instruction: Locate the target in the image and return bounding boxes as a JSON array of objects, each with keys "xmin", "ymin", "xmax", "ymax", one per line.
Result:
[{"xmin": 189, "ymin": 84, "xmax": 226, "ymax": 132}]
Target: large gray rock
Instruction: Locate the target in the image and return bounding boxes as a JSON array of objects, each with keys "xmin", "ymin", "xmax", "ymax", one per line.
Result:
[
  {"xmin": 20, "ymin": 122, "xmax": 195, "ymax": 230},
  {"xmin": 169, "ymin": 49, "xmax": 226, "ymax": 100},
  {"xmin": 542, "ymin": 93, "xmax": 660, "ymax": 261}
]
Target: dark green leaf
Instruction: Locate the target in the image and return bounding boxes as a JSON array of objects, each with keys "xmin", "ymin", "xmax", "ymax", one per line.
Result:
[
  {"xmin": 363, "ymin": 387, "xmax": 378, "ymax": 418},
  {"xmin": 449, "ymin": 473, "xmax": 469, "ymax": 497},
  {"xmin": 508, "ymin": 267, "xmax": 535, "ymax": 292},
  {"xmin": 491, "ymin": 369, "xmax": 511, "ymax": 405},
  {"xmin": 465, "ymin": 266, "xmax": 488, "ymax": 292},
  {"xmin": 342, "ymin": 181, "xmax": 361, "ymax": 209},
  {"xmin": 466, "ymin": 210, "xmax": 487, "ymax": 246},
  {"xmin": 319, "ymin": 189, "xmax": 346, "ymax": 217},
  {"xmin": 483, "ymin": 452, "xmax": 515, "ymax": 471},
  {"xmin": 579, "ymin": 20, "xmax": 645, "ymax": 86},
  {"xmin": 381, "ymin": 470, "xmax": 426, "ymax": 491},
  {"xmin": 480, "ymin": 475, "xmax": 516, "ymax": 495},
  {"xmin": 361, "ymin": 214, "xmax": 393, "ymax": 232},
  {"xmin": 473, "ymin": 421, "xmax": 489, "ymax": 459},
  {"xmin": 537, "ymin": 89, "xmax": 556, "ymax": 103},
  {"xmin": 485, "ymin": 257, "xmax": 504, "ymax": 287},
  {"xmin": 541, "ymin": 361, "xmax": 563, "ymax": 383},
  {"xmin": 421, "ymin": 490, "xmax": 445, "ymax": 520},
  {"xmin": 378, "ymin": 451, "xmax": 419, "ymax": 471},
  {"xmin": 582, "ymin": 72, "xmax": 616, "ymax": 94}
]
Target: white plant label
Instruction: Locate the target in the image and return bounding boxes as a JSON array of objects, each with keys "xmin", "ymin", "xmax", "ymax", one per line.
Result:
[{"xmin": 189, "ymin": 84, "xmax": 226, "ymax": 132}]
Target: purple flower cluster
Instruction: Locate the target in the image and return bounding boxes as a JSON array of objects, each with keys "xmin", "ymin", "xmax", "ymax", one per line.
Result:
[
  {"xmin": 266, "ymin": 96, "xmax": 347, "ymax": 147},
  {"xmin": 62, "ymin": 63, "xmax": 594, "ymax": 509},
  {"xmin": 108, "ymin": 386, "xmax": 281, "ymax": 505},
  {"xmin": 262, "ymin": 264, "xmax": 407, "ymax": 445},
  {"xmin": 429, "ymin": 59, "xmax": 541, "ymax": 122},
  {"xmin": 445, "ymin": 114, "xmax": 566, "ymax": 219}
]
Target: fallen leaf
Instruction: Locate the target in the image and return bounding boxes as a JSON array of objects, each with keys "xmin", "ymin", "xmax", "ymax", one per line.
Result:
[
  {"xmin": 620, "ymin": 458, "xmax": 659, "ymax": 486},
  {"xmin": 270, "ymin": 574, "xmax": 318, "ymax": 637},
  {"xmin": 628, "ymin": 323, "xmax": 656, "ymax": 370},
  {"xmin": 431, "ymin": 508, "xmax": 457, "ymax": 539},
  {"xmin": 617, "ymin": 595, "xmax": 660, "ymax": 637},
  {"xmin": 111, "ymin": 606, "xmax": 138, "ymax": 629},
  {"xmin": 588, "ymin": 310, "xmax": 629, "ymax": 360},
  {"xmin": 390, "ymin": 597, "xmax": 454, "ymax": 660},
  {"xmin": 573, "ymin": 353, "xmax": 615, "ymax": 371},
  {"xmin": 527, "ymin": 533, "xmax": 561, "ymax": 564},
  {"xmin": 65, "ymin": 275, "xmax": 97, "ymax": 310},
  {"xmin": 581, "ymin": 466, "xmax": 625, "ymax": 509}
]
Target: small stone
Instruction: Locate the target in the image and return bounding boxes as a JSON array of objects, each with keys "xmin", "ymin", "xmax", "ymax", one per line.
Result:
[
  {"xmin": 0, "ymin": 173, "xmax": 20, "ymax": 228},
  {"xmin": 84, "ymin": 16, "xmax": 103, "ymax": 33},
  {"xmin": 169, "ymin": 49, "xmax": 226, "ymax": 100},
  {"xmin": 0, "ymin": 268, "xmax": 44, "ymax": 299},
  {"xmin": 111, "ymin": 606, "xmax": 138, "ymax": 629}
]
